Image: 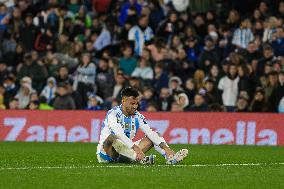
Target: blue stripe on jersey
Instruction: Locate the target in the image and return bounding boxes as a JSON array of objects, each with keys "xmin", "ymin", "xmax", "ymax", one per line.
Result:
[
  {"xmin": 123, "ymin": 116, "xmax": 131, "ymax": 138},
  {"xmin": 135, "ymin": 118, "xmax": 139, "ymax": 134}
]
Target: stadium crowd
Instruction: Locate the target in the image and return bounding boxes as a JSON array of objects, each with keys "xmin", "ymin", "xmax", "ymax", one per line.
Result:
[{"xmin": 0, "ymin": 0, "xmax": 284, "ymax": 112}]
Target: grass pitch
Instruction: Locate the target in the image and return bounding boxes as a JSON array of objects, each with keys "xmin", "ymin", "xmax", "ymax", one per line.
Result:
[{"xmin": 0, "ymin": 142, "xmax": 284, "ymax": 189}]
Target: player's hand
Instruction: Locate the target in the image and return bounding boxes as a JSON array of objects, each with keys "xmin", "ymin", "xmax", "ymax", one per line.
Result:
[{"xmin": 132, "ymin": 145, "xmax": 145, "ymax": 161}]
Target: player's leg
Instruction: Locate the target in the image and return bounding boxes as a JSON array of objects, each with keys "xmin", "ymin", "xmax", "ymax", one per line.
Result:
[
  {"xmin": 103, "ymin": 134, "xmax": 137, "ymax": 162},
  {"xmin": 137, "ymin": 136, "xmax": 154, "ymax": 153},
  {"xmin": 138, "ymin": 134, "xmax": 189, "ymax": 164}
]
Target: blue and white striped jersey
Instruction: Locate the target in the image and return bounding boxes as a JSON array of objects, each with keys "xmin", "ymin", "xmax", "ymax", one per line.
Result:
[{"xmin": 97, "ymin": 105, "xmax": 163, "ymax": 154}]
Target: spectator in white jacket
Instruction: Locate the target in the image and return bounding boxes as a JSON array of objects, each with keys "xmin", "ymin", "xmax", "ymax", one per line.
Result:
[{"xmin": 218, "ymin": 64, "xmax": 240, "ymax": 111}]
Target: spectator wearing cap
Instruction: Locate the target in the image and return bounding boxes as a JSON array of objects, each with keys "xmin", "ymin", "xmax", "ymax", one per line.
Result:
[
  {"xmin": 199, "ymin": 35, "xmax": 220, "ymax": 73},
  {"xmin": 85, "ymin": 92, "xmax": 103, "ymax": 110},
  {"xmin": 218, "ymin": 64, "xmax": 240, "ymax": 111},
  {"xmin": 270, "ymin": 27, "xmax": 284, "ymax": 57},
  {"xmin": 128, "ymin": 15, "xmax": 154, "ymax": 56},
  {"xmin": 53, "ymin": 82, "xmax": 76, "ymax": 110},
  {"xmin": 186, "ymin": 93, "xmax": 209, "ymax": 112},
  {"xmin": 232, "ymin": 19, "xmax": 254, "ymax": 49}
]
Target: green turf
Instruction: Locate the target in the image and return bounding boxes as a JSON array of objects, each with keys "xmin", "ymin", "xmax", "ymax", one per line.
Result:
[{"xmin": 0, "ymin": 142, "xmax": 284, "ymax": 189}]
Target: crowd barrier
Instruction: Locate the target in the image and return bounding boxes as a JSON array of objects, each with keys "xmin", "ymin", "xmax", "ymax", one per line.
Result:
[{"xmin": 0, "ymin": 110, "xmax": 283, "ymax": 146}]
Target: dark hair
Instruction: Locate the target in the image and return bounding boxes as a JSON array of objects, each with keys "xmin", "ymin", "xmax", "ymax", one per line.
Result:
[{"xmin": 121, "ymin": 87, "xmax": 139, "ymax": 98}]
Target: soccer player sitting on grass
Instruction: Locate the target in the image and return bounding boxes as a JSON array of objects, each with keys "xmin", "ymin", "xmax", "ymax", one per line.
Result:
[{"xmin": 97, "ymin": 87, "xmax": 188, "ymax": 164}]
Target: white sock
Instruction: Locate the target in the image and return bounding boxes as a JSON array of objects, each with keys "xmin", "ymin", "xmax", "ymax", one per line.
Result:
[
  {"xmin": 112, "ymin": 140, "xmax": 137, "ymax": 161},
  {"xmin": 154, "ymin": 136, "xmax": 169, "ymax": 159}
]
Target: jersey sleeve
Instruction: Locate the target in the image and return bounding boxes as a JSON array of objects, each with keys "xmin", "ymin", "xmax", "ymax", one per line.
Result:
[
  {"xmin": 107, "ymin": 112, "xmax": 135, "ymax": 148},
  {"xmin": 137, "ymin": 113, "xmax": 163, "ymax": 146}
]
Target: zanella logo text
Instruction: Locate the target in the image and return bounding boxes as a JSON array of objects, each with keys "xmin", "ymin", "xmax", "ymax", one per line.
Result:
[
  {"xmin": 0, "ymin": 117, "xmax": 278, "ymax": 146},
  {"xmin": 2, "ymin": 118, "xmax": 101, "ymax": 142}
]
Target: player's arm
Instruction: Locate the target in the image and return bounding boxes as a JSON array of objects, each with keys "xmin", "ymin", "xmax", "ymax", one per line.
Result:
[
  {"xmin": 138, "ymin": 114, "xmax": 175, "ymax": 157},
  {"xmin": 108, "ymin": 113, "xmax": 144, "ymax": 160}
]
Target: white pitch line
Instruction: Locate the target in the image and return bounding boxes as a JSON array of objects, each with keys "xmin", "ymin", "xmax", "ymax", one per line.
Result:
[{"xmin": 0, "ymin": 162, "xmax": 284, "ymax": 170}]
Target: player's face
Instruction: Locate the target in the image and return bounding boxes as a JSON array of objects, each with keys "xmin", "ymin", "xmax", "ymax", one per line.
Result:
[{"xmin": 122, "ymin": 96, "xmax": 139, "ymax": 116}]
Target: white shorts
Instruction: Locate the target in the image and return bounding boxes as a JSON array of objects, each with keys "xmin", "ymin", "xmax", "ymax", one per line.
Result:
[{"xmin": 97, "ymin": 138, "xmax": 142, "ymax": 163}]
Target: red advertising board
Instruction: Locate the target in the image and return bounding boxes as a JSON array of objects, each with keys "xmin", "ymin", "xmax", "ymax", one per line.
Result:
[{"xmin": 0, "ymin": 110, "xmax": 284, "ymax": 146}]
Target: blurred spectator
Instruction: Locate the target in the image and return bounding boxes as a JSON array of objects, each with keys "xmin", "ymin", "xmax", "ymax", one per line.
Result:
[
  {"xmin": 234, "ymin": 96, "xmax": 249, "ymax": 112},
  {"xmin": 39, "ymin": 96, "xmax": 54, "ymax": 110},
  {"xmin": 85, "ymin": 92, "xmax": 103, "ymax": 110},
  {"xmin": 199, "ymin": 35, "xmax": 220, "ymax": 72},
  {"xmin": 187, "ymin": 93, "xmax": 209, "ymax": 112},
  {"xmin": 119, "ymin": 43, "xmax": 137, "ymax": 76},
  {"xmin": 8, "ymin": 97, "xmax": 19, "ymax": 110},
  {"xmin": 28, "ymin": 100, "xmax": 39, "ymax": 110},
  {"xmin": 218, "ymin": 64, "xmax": 239, "ymax": 111},
  {"xmin": 271, "ymin": 26, "xmax": 284, "ymax": 56},
  {"xmin": 232, "ymin": 19, "xmax": 254, "ymax": 49},
  {"xmin": 140, "ymin": 87, "xmax": 155, "ymax": 111},
  {"xmin": 249, "ymin": 88, "xmax": 266, "ymax": 112},
  {"xmin": 0, "ymin": 84, "xmax": 6, "ymax": 109},
  {"xmin": 128, "ymin": 15, "xmax": 153, "ymax": 56},
  {"xmin": 269, "ymin": 71, "xmax": 284, "ymax": 112},
  {"xmin": 96, "ymin": 58, "xmax": 115, "ymax": 99},
  {"xmin": 73, "ymin": 52, "xmax": 96, "ymax": 107},
  {"xmin": 17, "ymin": 53, "xmax": 47, "ymax": 93},
  {"xmin": 131, "ymin": 56, "xmax": 154, "ymax": 80},
  {"xmin": 53, "ymin": 82, "xmax": 76, "ymax": 110},
  {"xmin": 15, "ymin": 79, "xmax": 34, "ymax": 109},
  {"xmin": 40, "ymin": 77, "xmax": 56, "ymax": 105},
  {"xmin": 157, "ymin": 87, "xmax": 174, "ymax": 111}
]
